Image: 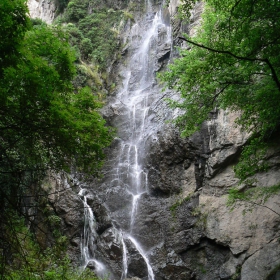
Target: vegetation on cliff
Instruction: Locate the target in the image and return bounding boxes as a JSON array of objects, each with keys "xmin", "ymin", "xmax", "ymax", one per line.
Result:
[
  {"xmin": 0, "ymin": 0, "xmax": 113, "ymax": 277},
  {"xmin": 161, "ymin": 0, "xmax": 280, "ymax": 185},
  {"xmin": 53, "ymin": 0, "xmax": 132, "ymax": 94}
]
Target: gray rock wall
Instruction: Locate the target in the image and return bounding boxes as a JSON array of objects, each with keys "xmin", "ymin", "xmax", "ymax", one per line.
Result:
[
  {"xmin": 29, "ymin": 0, "xmax": 280, "ymax": 279},
  {"xmin": 93, "ymin": 1, "xmax": 280, "ymax": 279},
  {"xmin": 27, "ymin": 0, "xmax": 56, "ymax": 24}
]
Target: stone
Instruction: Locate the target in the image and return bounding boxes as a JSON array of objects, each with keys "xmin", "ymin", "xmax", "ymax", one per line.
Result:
[
  {"xmin": 96, "ymin": 227, "xmax": 124, "ymax": 278},
  {"xmin": 241, "ymin": 240, "xmax": 280, "ymax": 280},
  {"xmin": 87, "ymin": 260, "xmax": 96, "ymax": 270},
  {"xmin": 27, "ymin": 0, "xmax": 56, "ymax": 24},
  {"xmin": 125, "ymin": 238, "xmax": 149, "ymax": 279},
  {"xmin": 157, "ymin": 42, "xmax": 171, "ymax": 62},
  {"xmin": 35, "ymin": 1, "xmax": 280, "ymax": 279}
]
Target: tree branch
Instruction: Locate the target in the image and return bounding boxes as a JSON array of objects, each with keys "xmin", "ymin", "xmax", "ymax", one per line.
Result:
[
  {"xmin": 212, "ymin": 84, "xmax": 230, "ymax": 105},
  {"xmin": 243, "ymin": 199, "xmax": 280, "ymax": 217},
  {"xmin": 178, "ymin": 36, "xmax": 280, "ymax": 91}
]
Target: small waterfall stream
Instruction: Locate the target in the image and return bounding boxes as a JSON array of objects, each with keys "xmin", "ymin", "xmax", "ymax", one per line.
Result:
[{"xmin": 79, "ymin": 188, "xmax": 107, "ymax": 278}]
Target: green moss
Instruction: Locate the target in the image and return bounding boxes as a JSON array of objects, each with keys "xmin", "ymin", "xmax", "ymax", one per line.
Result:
[
  {"xmin": 231, "ymin": 265, "xmax": 242, "ymax": 280},
  {"xmin": 170, "ymin": 193, "xmax": 193, "ymax": 217},
  {"xmin": 123, "ymin": 10, "xmax": 134, "ymax": 21},
  {"xmin": 198, "ymin": 263, "xmax": 207, "ymax": 274},
  {"xmin": 192, "ymin": 206, "xmax": 208, "ymax": 229}
]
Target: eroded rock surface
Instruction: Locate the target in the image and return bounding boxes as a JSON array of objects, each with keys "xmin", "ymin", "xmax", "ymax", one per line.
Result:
[
  {"xmin": 88, "ymin": 1, "xmax": 280, "ymax": 278},
  {"xmin": 31, "ymin": 0, "xmax": 280, "ymax": 279},
  {"xmin": 28, "ymin": 0, "xmax": 56, "ymax": 24}
]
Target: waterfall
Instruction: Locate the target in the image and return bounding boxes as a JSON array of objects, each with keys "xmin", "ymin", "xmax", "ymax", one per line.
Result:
[
  {"xmin": 102, "ymin": 1, "xmax": 172, "ymax": 279},
  {"xmin": 76, "ymin": 0, "xmax": 172, "ymax": 278},
  {"xmin": 127, "ymin": 235, "xmax": 155, "ymax": 280},
  {"xmin": 117, "ymin": 11, "xmax": 158, "ymax": 280},
  {"xmin": 78, "ymin": 188, "xmax": 107, "ymax": 278},
  {"xmin": 121, "ymin": 234, "xmax": 128, "ymax": 280}
]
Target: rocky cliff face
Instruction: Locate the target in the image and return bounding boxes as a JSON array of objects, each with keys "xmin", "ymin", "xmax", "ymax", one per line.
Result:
[
  {"xmin": 27, "ymin": 0, "xmax": 56, "ymax": 24},
  {"xmin": 29, "ymin": 0, "xmax": 280, "ymax": 279},
  {"xmin": 93, "ymin": 1, "xmax": 280, "ymax": 279}
]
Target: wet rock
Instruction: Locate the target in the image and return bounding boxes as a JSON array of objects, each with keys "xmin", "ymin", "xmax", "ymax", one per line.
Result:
[
  {"xmin": 70, "ymin": 237, "xmax": 81, "ymax": 247},
  {"xmin": 87, "ymin": 260, "xmax": 96, "ymax": 270},
  {"xmin": 157, "ymin": 42, "xmax": 171, "ymax": 62},
  {"xmin": 125, "ymin": 238, "xmax": 149, "ymax": 279},
  {"xmin": 90, "ymin": 201, "xmax": 112, "ymax": 235},
  {"xmin": 146, "ymin": 125, "xmax": 194, "ymax": 194},
  {"xmin": 157, "ymin": 23, "xmax": 171, "ymax": 63},
  {"xmin": 97, "ymin": 227, "xmax": 124, "ymax": 278},
  {"xmin": 180, "ymin": 238, "xmax": 231, "ymax": 280}
]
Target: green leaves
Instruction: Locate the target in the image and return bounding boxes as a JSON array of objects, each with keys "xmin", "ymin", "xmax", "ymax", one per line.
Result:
[
  {"xmin": 162, "ymin": 0, "xmax": 280, "ymax": 181},
  {"xmin": 0, "ymin": 0, "xmax": 30, "ymax": 73},
  {"xmin": 2, "ymin": 212, "xmax": 100, "ymax": 280},
  {"xmin": 0, "ymin": 1, "xmax": 113, "ymax": 275},
  {"xmin": 0, "ymin": 21, "xmax": 113, "ymax": 177},
  {"xmin": 0, "ymin": 0, "xmax": 114, "ymax": 223},
  {"xmin": 62, "ymin": 0, "xmax": 123, "ymax": 69}
]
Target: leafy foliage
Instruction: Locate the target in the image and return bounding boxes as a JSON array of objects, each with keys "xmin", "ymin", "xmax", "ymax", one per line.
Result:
[
  {"xmin": 61, "ymin": 0, "xmax": 124, "ymax": 69},
  {"xmin": 166, "ymin": 0, "xmax": 196, "ymax": 18},
  {"xmin": 0, "ymin": 0, "xmax": 30, "ymax": 72},
  {"xmin": 52, "ymin": 0, "xmax": 129, "ymax": 94},
  {"xmin": 0, "ymin": 0, "xmax": 113, "ymax": 276},
  {"xmin": 233, "ymin": 138, "xmax": 268, "ymax": 182},
  {"xmin": 0, "ymin": 23, "xmax": 113, "ymax": 185},
  {"xmin": 53, "ymin": 0, "xmax": 70, "ymax": 13},
  {"xmin": 1, "ymin": 212, "xmax": 100, "ymax": 280},
  {"xmin": 161, "ymin": 0, "xmax": 280, "ymax": 182}
]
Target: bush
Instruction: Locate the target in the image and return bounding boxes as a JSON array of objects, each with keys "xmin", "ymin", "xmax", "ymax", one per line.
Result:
[
  {"xmin": 80, "ymin": 38, "xmax": 93, "ymax": 59},
  {"xmin": 65, "ymin": 1, "xmax": 87, "ymax": 22}
]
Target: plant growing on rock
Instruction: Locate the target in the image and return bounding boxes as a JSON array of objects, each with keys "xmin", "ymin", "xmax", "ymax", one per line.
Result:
[
  {"xmin": 161, "ymin": 0, "xmax": 280, "ymax": 186},
  {"xmin": 170, "ymin": 192, "xmax": 193, "ymax": 217},
  {"xmin": 227, "ymin": 184, "xmax": 280, "ymax": 216},
  {"xmin": 160, "ymin": 0, "xmax": 280, "ymax": 224}
]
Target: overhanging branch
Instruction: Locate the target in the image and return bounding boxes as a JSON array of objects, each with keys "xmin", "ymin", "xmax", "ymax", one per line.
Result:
[{"xmin": 178, "ymin": 36, "xmax": 280, "ymax": 92}]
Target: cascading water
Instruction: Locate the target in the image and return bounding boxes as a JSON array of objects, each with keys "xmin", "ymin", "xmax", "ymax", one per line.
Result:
[
  {"xmin": 98, "ymin": 1, "xmax": 172, "ymax": 279},
  {"xmin": 76, "ymin": 1, "xmax": 172, "ymax": 279},
  {"xmin": 79, "ymin": 188, "xmax": 107, "ymax": 278}
]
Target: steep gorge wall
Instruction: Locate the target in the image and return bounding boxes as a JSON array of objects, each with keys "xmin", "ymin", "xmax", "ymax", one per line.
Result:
[
  {"xmin": 95, "ymin": 1, "xmax": 280, "ymax": 279},
  {"xmin": 27, "ymin": 0, "xmax": 280, "ymax": 279},
  {"xmin": 28, "ymin": 0, "xmax": 56, "ymax": 23}
]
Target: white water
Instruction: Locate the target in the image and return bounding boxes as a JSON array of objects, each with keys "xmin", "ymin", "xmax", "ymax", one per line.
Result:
[
  {"xmin": 79, "ymin": 188, "xmax": 107, "ymax": 278},
  {"xmin": 121, "ymin": 233, "xmax": 128, "ymax": 280},
  {"xmin": 129, "ymin": 193, "xmax": 141, "ymax": 230},
  {"xmin": 127, "ymin": 234, "xmax": 155, "ymax": 280},
  {"xmin": 78, "ymin": 1, "xmax": 172, "ymax": 278},
  {"xmin": 111, "ymin": 1, "xmax": 171, "ymax": 279}
]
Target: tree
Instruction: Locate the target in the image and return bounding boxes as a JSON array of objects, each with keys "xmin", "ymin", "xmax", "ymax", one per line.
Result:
[
  {"xmin": 0, "ymin": 0, "xmax": 113, "ymax": 189},
  {"xmin": 0, "ymin": 0, "xmax": 113, "ymax": 275},
  {"xmin": 161, "ymin": 0, "xmax": 280, "ymax": 182},
  {"xmin": 0, "ymin": 0, "xmax": 30, "ymax": 73}
]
